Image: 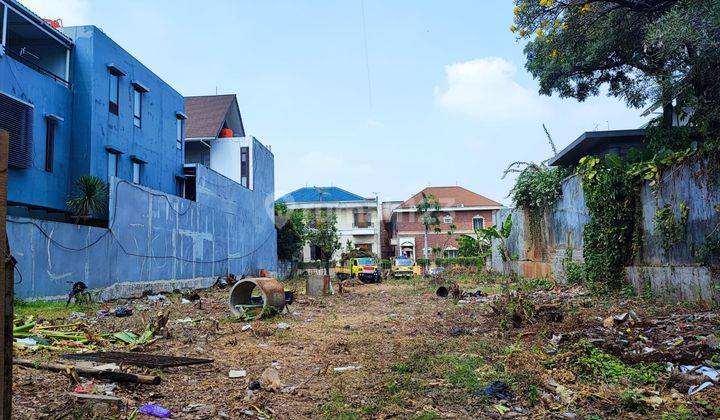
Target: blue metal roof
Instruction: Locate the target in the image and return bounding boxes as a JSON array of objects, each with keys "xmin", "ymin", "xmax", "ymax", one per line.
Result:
[{"xmin": 277, "ymin": 187, "xmax": 367, "ymax": 203}]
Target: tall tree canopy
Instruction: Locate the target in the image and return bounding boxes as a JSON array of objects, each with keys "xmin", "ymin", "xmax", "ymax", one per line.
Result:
[{"xmin": 512, "ymin": 0, "xmax": 720, "ymax": 133}]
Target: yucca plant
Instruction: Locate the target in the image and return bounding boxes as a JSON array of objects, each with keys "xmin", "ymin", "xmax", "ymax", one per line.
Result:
[{"xmin": 67, "ymin": 175, "xmax": 108, "ymax": 223}]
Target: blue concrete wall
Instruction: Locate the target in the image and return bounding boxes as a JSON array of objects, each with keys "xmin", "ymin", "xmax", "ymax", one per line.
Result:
[
  {"xmin": 62, "ymin": 26, "xmax": 185, "ymax": 196},
  {"xmin": 0, "ymin": 51, "xmax": 73, "ymax": 210},
  {"xmin": 9, "ymin": 156, "xmax": 277, "ymax": 299},
  {"xmin": 491, "ymin": 156, "xmax": 720, "ymax": 301}
]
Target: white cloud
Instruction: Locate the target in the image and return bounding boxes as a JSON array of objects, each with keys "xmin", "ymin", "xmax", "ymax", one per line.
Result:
[
  {"xmin": 17, "ymin": 0, "xmax": 90, "ymax": 26},
  {"xmin": 436, "ymin": 57, "xmax": 545, "ymax": 122}
]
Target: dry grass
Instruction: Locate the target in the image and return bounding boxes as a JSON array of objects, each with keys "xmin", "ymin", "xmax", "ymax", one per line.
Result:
[{"xmin": 11, "ymin": 276, "xmax": 720, "ymax": 419}]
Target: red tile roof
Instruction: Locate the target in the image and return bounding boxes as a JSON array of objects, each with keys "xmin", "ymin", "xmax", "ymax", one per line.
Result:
[
  {"xmin": 184, "ymin": 95, "xmax": 237, "ymax": 139},
  {"xmin": 399, "ymin": 186, "xmax": 502, "ymax": 209}
]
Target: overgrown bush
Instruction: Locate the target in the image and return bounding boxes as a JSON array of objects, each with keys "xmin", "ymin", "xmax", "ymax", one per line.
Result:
[{"xmin": 504, "ymin": 125, "xmax": 569, "ymax": 240}]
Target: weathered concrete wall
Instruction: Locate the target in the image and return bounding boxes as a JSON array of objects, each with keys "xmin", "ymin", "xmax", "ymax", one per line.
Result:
[
  {"xmin": 9, "ymin": 152, "xmax": 276, "ymax": 299},
  {"xmin": 492, "ymin": 174, "xmax": 588, "ymax": 281},
  {"xmin": 492, "ymin": 156, "xmax": 720, "ymax": 302}
]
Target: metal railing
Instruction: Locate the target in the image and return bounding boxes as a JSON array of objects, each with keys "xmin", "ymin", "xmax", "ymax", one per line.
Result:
[{"xmin": 5, "ymin": 48, "xmax": 71, "ymax": 88}]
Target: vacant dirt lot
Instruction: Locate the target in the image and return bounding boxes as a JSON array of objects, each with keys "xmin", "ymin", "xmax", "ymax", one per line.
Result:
[{"xmin": 11, "ymin": 275, "xmax": 720, "ymax": 419}]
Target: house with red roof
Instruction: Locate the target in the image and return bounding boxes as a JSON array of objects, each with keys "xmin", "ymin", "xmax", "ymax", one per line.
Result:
[{"xmin": 388, "ymin": 186, "xmax": 504, "ymax": 259}]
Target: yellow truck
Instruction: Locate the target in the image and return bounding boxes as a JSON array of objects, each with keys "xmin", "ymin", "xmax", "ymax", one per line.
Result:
[
  {"xmin": 335, "ymin": 257, "xmax": 382, "ymax": 283},
  {"xmin": 391, "ymin": 257, "xmax": 420, "ymax": 278}
]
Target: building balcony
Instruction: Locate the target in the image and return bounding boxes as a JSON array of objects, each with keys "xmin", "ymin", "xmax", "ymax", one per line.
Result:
[
  {"xmin": 340, "ymin": 226, "xmax": 375, "ymax": 236},
  {"xmin": 1, "ymin": 1, "xmax": 72, "ymax": 87}
]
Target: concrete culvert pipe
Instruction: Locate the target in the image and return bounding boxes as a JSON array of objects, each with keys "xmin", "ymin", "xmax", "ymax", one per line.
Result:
[{"xmin": 228, "ymin": 278, "xmax": 286, "ymax": 317}]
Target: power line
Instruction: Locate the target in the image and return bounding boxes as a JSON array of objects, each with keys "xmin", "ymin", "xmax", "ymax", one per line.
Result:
[
  {"xmin": 8, "ymin": 179, "xmax": 275, "ymax": 263},
  {"xmin": 360, "ymin": 0, "xmax": 373, "ymax": 111}
]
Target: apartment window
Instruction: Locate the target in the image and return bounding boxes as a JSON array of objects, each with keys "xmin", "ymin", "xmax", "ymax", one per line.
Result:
[
  {"xmin": 44, "ymin": 117, "xmax": 58, "ymax": 172},
  {"xmin": 107, "ymin": 151, "xmax": 119, "ymax": 179},
  {"xmin": 109, "ymin": 73, "xmax": 119, "ymax": 115},
  {"xmin": 0, "ymin": 93, "xmax": 33, "ymax": 169},
  {"xmin": 240, "ymin": 146, "xmax": 250, "ymax": 188},
  {"xmin": 443, "ymin": 215, "xmax": 453, "ymax": 224},
  {"xmin": 473, "ymin": 216, "xmax": 485, "ymax": 231},
  {"xmin": 132, "ymin": 162, "xmax": 141, "ymax": 183},
  {"xmin": 175, "ymin": 176, "xmax": 186, "ymax": 198},
  {"xmin": 354, "ymin": 212, "xmax": 370, "ymax": 228},
  {"xmin": 133, "ymin": 89, "xmax": 142, "ymax": 127},
  {"xmin": 175, "ymin": 114, "xmax": 186, "ymax": 150},
  {"xmin": 445, "ymin": 249, "xmax": 459, "ymax": 258}
]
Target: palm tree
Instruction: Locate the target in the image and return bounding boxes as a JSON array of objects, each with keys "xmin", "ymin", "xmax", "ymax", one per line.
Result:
[
  {"xmin": 416, "ymin": 193, "xmax": 441, "ymax": 261},
  {"xmin": 67, "ymin": 175, "xmax": 108, "ymax": 223}
]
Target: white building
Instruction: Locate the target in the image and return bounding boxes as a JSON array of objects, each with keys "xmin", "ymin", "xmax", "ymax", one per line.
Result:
[{"xmin": 277, "ymin": 187, "xmax": 381, "ymax": 262}]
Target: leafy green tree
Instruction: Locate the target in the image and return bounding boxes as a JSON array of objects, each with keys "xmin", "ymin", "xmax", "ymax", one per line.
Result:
[
  {"xmin": 512, "ymin": 0, "xmax": 720, "ymax": 132},
  {"xmin": 305, "ymin": 209, "xmax": 341, "ymax": 276},
  {"xmin": 416, "ymin": 193, "xmax": 441, "ymax": 261},
  {"xmin": 275, "ymin": 202, "xmax": 307, "ymax": 276}
]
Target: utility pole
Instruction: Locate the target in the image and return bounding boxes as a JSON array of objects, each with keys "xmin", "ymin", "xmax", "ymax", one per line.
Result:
[{"xmin": 0, "ymin": 129, "xmax": 11, "ymax": 419}]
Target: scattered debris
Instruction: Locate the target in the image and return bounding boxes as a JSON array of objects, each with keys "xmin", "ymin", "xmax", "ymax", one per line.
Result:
[
  {"xmin": 138, "ymin": 403, "xmax": 172, "ymax": 418},
  {"xmin": 474, "ymin": 380, "xmax": 512, "ymax": 400},
  {"xmin": 241, "ymin": 324, "xmax": 253, "ymax": 332},
  {"xmin": 260, "ymin": 366, "xmax": 284, "ymax": 391},
  {"xmin": 333, "ymin": 365, "xmax": 361, "ymax": 373},
  {"xmin": 229, "ymin": 369, "xmax": 247, "ymax": 378},
  {"xmin": 113, "ymin": 306, "xmax": 133, "ymax": 317},
  {"xmin": 14, "ymin": 358, "xmax": 161, "ymax": 384},
  {"xmin": 146, "ymin": 294, "xmax": 167, "ymax": 303},
  {"xmin": 602, "ymin": 310, "xmax": 640, "ymax": 328},
  {"xmin": 276, "ymin": 322, "xmax": 291, "ymax": 330},
  {"xmin": 448, "ymin": 327, "xmax": 471, "ymax": 337}
]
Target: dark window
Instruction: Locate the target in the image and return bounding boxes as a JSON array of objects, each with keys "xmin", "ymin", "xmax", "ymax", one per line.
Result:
[
  {"xmin": 473, "ymin": 216, "xmax": 485, "ymax": 231},
  {"xmin": 109, "ymin": 72, "xmax": 119, "ymax": 115},
  {"xmin": 354, "ymin": 212, "xmax": 370, "ymax": 228},
  {"xmin": 133, "ymin": 89, "xmax": 142, "ymax": 127},
  {"xmin": 310, "ymin": 245, "xmax": 322, "ymax": 261},
  {"xmin": 175, "ymin": 177, "xmax": 185, "ymax": 198},
  {"xmin": 45, "ymin": 118, "xmax": 56, "ymax": 172},
  {"xmin": 0, "ymin": 94, "xmax": 33, "ymax": 169},
  {"xmin": 240, "ymin": 146, "xmax": 250, "ymax": 188}
]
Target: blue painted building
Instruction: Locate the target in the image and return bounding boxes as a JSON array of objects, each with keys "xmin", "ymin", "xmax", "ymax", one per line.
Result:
[
  {"xmin": 0, "ymin": 0, "xmax": 185, "ymax": 215},
  {"xmin": 0, "ymin": 1, "xmax": 277, "ymax": 298}
]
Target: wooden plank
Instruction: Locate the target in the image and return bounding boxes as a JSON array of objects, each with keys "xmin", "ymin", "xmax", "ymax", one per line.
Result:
[
  {"xmin": 14, "ymin": 359, "xmax": 160, "ymax": 385},
  {"xmin": 61, "ymin": 351, "xmax": 213, "ymax": 368},
  {"xmin": 0, "ymin": 129, "xmax": 11, "ymax": 419}
]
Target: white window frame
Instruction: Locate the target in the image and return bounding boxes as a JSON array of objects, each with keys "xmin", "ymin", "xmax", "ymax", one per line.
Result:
[
  {"xmin": 133, "ymin": 88, "xmax": 142, "ymax": 128},
  {"xmin": 176, "ymin": 117, "xmax": 183, "ymax": 150},
  {"xmin": 443, "ymin": 215, "xmax": 453, "ymax": 224},
  {"xmin": 132, "ymin": 161, "xmax": 141, "ymax": 184}
]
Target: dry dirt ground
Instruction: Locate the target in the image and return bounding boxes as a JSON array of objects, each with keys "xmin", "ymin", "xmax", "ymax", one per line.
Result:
[{"xmin": 11, "ymin": 275, "xmax": 720, "ymax": 419}]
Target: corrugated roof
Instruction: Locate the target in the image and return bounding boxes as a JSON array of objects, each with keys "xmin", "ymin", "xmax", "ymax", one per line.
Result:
[
  {"xmin": 184, "ymin": 95, "xmax": 237, "ymax": 139},
  {"xmin": 399, "ymin": 186, "xmax": 502, "ymax": 209},
  {"xmin": 277, "ymin": 187, "xmax": 368, "ymax": 204}
]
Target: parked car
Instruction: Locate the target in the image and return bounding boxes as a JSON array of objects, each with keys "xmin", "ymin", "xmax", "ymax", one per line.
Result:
[{"xmin": 336, "ymin": 257, "xmax": 382, "ymax": 283}]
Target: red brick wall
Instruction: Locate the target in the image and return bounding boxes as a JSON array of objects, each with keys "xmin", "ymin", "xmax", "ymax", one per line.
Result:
[{"xmin": 395, "ymin": 209, "xmax": 496, "ymax": 255}]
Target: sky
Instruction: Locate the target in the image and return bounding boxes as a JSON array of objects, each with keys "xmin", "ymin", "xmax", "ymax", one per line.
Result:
[{"xmin": 23, "ymin": 0, "xmax": 649, "ymax": 205}]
